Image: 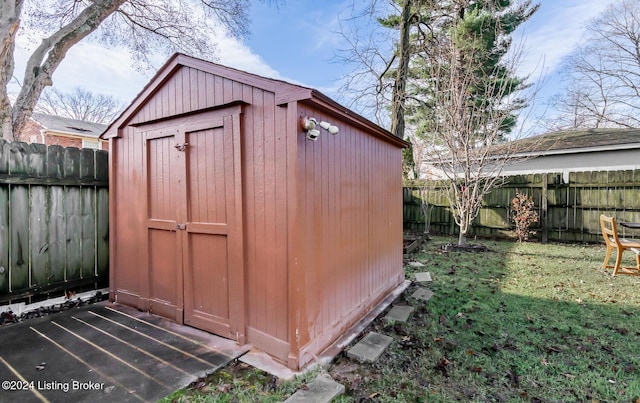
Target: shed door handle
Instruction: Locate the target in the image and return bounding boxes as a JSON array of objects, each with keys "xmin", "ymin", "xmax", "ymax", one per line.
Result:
[
  {"xmin": 176, "ymin": 224, "xmax": 186, "ymax": 230},
  {"xmin": 174, "ymin": 143, "xmax": 189, "ymax": 151}
]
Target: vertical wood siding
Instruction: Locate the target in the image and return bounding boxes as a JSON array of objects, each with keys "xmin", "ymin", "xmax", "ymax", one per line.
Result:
[
  {"xmin": 111, "ymin": 66, "xmax": 290, "ymax": 351},
  {"xmin": 0, "ymin": 140, "xmax": 108, "ymax": 304},
  {"xmin": 109, "ymin": 61, "xmax": 405, "ymax": 367},
  {"xmin": 292, "ymin": 107, "xmax": 404, "ymax": 362}
]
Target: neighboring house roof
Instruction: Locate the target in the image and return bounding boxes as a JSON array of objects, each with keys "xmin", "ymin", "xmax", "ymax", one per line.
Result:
[
  {"xmin": 32, "ymin": 112, "xmax": 107, "ymax": 138},
  {"xmin": 420, "ymin": 127, "xmax": 640, "ymax": 179},
  {"xmin": 506, "ymin": 128, "xmax": 640, "ymax": 157}
]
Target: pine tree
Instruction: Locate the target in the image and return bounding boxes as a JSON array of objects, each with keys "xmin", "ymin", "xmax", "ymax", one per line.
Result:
[{"xmin": 381, "ymin": 0, "xmax": 538, "ymax": 245}]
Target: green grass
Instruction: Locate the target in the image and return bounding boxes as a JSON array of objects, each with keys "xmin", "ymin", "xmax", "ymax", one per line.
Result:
[{"xmin": 161, "ymin": 237, "xmax": 640, "ymax": 402}]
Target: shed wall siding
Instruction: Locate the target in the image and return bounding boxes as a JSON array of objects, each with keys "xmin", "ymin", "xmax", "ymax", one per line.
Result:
[
  {"xmin": 292, "ymin": 107, "xmax": 404, "ymax": 365},
  {"xmin": 111, "ymin": 66, "xmax": 289, "ymax": 348},
  {"xmin": 111, "ymin": 132, "xmax": 145, "ymax": 306}
]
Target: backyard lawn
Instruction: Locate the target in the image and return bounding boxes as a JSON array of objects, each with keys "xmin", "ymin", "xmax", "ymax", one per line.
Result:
[{"xmin": 163, "ymin": 236, "xmax": 640, "ymax": 402}]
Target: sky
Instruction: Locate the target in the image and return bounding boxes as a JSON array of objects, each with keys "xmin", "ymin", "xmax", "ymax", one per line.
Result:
[{"xmin": 11, "ymin": 0, "xmax": 614, "ymax": 134}]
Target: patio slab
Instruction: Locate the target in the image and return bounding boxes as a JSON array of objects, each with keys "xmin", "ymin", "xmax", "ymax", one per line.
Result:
[
  {"xmin": 414, "ymin": 272, "xmax": 432, "ymax": 283},
  {"xmin": 347, "ymin": 332, "xmax": 393, "ymax": 363},
  {"xmin": 0, "ymin": 302, "xmax": 248, "ymax": 402},
  {"xmin": 284, "ymin": 374, "xmax": 345, "ymax": 403},
  {"xmin": 384, "ymin": 305, "xmax": 414, "ymax": 323},
  {"xmin": 411, "ymin": 287, "xmax": 434, "ymax": 301}
]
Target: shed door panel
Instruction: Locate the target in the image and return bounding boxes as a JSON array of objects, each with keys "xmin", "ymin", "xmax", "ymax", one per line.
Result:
[
  {"xmin": 183, "ymin": 123, "xmax": 234, "ymax": 335},
  {"xmin": 141, "ymin": 108, "xmax": 244, "ymax": 342},
  {"xmin": 146, "ymin": 133, "xmax": 182, "ymax": 320}
]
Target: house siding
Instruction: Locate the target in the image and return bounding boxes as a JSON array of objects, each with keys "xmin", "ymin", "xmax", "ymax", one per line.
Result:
[{"xmin": 18, "ymin": 117, "xmax": 109, "ymax": 150}]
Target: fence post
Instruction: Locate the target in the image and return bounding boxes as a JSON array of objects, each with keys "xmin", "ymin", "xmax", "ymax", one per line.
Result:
[{"xmin": 541, "ymin": 174, "xmax": 548, "ymax": 243}]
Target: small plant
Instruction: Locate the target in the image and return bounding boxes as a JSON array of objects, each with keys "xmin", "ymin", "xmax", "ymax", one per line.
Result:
[{"xmin": 511, "ymin": 190, "xmax": 539, "ymax": 242}]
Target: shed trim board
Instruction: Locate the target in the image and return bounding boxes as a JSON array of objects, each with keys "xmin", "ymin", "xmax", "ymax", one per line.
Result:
[{"xmin": 103, "ymin": 53, "xmax": 407, "ymax": 369}]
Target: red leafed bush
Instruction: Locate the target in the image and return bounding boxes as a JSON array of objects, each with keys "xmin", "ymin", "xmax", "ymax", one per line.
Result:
[{"xmin": 511, "ymin": 190, "xmax": 539, "ymax": 242}]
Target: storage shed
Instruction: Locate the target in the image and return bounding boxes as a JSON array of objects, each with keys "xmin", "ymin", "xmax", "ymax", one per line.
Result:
[{"xmin": 102, "ymin": 53, "xmax": 408, "ymax": 369}]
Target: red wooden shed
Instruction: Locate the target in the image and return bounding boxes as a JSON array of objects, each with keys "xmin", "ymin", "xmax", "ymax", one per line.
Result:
[{"xmin": 102, "ymin": 53, "xmax": 408, "ymax": 369}]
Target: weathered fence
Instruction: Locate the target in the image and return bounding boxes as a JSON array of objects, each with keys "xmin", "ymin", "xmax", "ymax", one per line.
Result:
[
  {"xmin": 404, "ymin": 170, "xmax": 640, "ymax": 243},
  {"xmin": 0, "ymin": 139, "xmax": 109, "ymax": 304}
]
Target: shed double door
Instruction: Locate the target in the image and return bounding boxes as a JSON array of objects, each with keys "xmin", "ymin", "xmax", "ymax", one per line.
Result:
[{"xmin": 141, "ymin": 108, "xmax": 245, "ymax": 342}]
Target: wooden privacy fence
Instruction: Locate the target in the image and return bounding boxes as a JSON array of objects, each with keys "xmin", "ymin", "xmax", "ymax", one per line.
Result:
[
  {"xmin": 404, "ymin": 170, "xmax": 640, "ymax": 243},
  {"xmin": 0, "ymin": 139, "xmax": 109, "ymax": 304}
]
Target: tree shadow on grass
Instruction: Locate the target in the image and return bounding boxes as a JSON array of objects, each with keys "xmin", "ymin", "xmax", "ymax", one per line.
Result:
[{"xmin": 331, "ymin": 237, "xmax": 640, "ymax": 402}]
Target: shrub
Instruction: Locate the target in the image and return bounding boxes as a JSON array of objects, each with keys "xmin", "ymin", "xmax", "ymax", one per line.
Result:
[{"xmin": 511, "ymin": 190, "xmax": 539, "ymax": 242}]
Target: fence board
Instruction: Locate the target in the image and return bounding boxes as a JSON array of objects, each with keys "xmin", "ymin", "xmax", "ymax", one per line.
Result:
[
  {"xmin": 404, "ymin": 169, "xmax": 640, "ymax": 243},
  {"xmin": 65, "ymin": 187, "xmax": 82, "ymax": 281},
  {"xmin": 0, "ymin": 187, "xmax": 8, "ymax": 294},
  {"xmin": 0, "ymin": 138, "xmax": 108, "ymax": 304},
  {"xmin": 49, "ymin": 186, "xmax": 67, "ymax": 284},
  {"xmin": 30, "ymin": 186, "xmax": 50, "ymax": 288},
  {"xmin": 10, "ymin": 187, "xmax": 29, "ymax": 291},
  {"xmin": 97, "ymin": 188, "xmax": 109, "ymax": 278},
  {"xmin": 81, "ymin": 188, "xmax": 95, "ymax": 278}
]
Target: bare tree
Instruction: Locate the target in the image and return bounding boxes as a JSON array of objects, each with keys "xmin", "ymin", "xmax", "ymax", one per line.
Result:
[
  {"xmin": 410, "ymin": 0, "xmax": 538, "ymax": 246},
  {"xmin": 333, "ymin": 1, "xmax": 397, "ymax": 126},
  {"xmin": 335, "ymin": 1, "xmax": 540, "ymax": 245},
  {"xmin": 1, "ymin": 0, "xmax": 278, "ymax": 140},
  {"xmin": 550, "ymin": 0, "xmax": 640, "ymax": 130},
  {"xmin": 36, "ymin": 86, "xmax": 125, "ymax": 124}
]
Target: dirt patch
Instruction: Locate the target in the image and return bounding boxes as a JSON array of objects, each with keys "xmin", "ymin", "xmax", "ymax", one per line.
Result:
[{"xmin": 440, "ymin": 243, "xmax": 491, "ymax": 253}]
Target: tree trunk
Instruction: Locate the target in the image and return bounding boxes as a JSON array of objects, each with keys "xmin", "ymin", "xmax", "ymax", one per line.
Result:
[
  {"xmin": 0, "ymin": 1, "xmax": 23, "ymax": 140},
  {"xmin": 458, "ymin": 231, "xmax": 467, "ymax": 246},
  {"xmin": 391, "ymin": 0, "xmax": 414, "ymax": 180}
]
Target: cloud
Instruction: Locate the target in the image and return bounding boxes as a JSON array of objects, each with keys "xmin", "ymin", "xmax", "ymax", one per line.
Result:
[
  {"xmin": 214, "ymin": 36, "xmax": 294, "ymax": 82},
  {"xmin": 11, "ymin": 33, "xmax": 292, "ymax": 104},
  {"xmin": 517, "ymin": 0, "xmax": 611, "ymax": 78}
]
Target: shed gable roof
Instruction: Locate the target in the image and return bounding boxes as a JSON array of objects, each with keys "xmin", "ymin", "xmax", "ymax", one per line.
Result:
[{"xmin": 102, "ymin": 53, "xmax": 407, "ymax": 148}]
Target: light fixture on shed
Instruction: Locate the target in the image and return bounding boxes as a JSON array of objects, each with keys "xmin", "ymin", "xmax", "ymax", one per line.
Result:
[
  {"xmin": 301, "ymin": 116, "xmax": 339, "ymax": 141},
  {"xmin": 306, "ymin": 129, "xmax": 320, "ymax": 141},
  {"xmin": 301, "ymin": 117, "xmax": 320, "ymax": 141},
  {"xmin": 302, "ymin": 117, "xmax": 317, "ymax": 131},
  {"xmin": 318, "ymin": 120, "xmax": 339, "ymax": 135}
]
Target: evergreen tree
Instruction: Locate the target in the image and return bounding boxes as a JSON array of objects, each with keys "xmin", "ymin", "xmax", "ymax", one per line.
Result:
[{"xmin": 381, "ymin": 0, "xmax": 538, "ymax": 245}]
